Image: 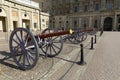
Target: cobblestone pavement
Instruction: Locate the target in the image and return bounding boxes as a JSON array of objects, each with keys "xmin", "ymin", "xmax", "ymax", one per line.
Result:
[
  {"xmin": 81, "ymin": 32, "xmax": 120, "ymax": 80},
  {"xmin": 0, "ymin": 32, "xmax": 101, "ymax": 80}
]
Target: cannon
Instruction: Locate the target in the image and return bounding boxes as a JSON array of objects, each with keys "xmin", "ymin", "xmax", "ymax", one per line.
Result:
[
  {"xmin": 66, "ymin": 29, "xmax": 94, "ymax": 44},
  {"xmin": 50, "ymin": 28, "xmax": 94, "ymax": 44},
  {"xmin": 9, "ymin": 28, "xmax": 72, "ymax": 70}
]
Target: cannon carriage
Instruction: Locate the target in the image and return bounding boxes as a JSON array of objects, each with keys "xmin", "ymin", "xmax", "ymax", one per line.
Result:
[
  {"xmin": 9, "ymin": 27, "xmax": 97, "ymax": 70},
  {"xmin": 9, "ymin": 28, "xmax": 72, "ymax": 70}
]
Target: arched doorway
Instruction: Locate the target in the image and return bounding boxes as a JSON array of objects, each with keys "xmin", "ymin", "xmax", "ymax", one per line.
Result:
[{"xmin": 104, "ymin": 17, "xmax": 112, "ymax": 31}]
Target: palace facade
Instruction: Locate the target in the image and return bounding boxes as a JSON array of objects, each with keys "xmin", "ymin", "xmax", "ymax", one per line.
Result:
[
  {"xmin": 0, "ymin": 0, "xmax": 50, "ymax": 32},
  {"xmin": 37, "ymin": 0, "xmax": 120, "ymax": 31}
]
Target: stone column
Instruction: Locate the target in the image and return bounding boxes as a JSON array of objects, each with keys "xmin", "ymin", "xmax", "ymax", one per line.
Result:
[
  {"xmin": 69, "ymin": 16, "xmax": 73, "ymax": 28},
  {"xmin": 18, "ymin": 9, "xmax": 22, "ymax": 27},
  {"xmin": 113, "ymin": 13, "xmax": 117, "ymax": 30},
  {"xmin": 31, "ymin": 11, "xmax": 34, "ymax": 30},
  {"xmin": 0, "ymin": 0, "xmax": 4, "ymax": 5},
  {"xmin": 101, "ymin": 0, "xmax": 106, "ymax": 10},
  {"xmin": 37, "ymin": 11, "xmax": 40, "ymax": 31},
  {"xmin": 70, "ymin": 0, "xmax": 73, "ymax": 14},
  {"xmin": 79, "ymin": 2, "xmax": 82, "ymax": 12},
  {"xmin": 89, "ymin": 16, "xmax": 92, "ymax": 28},
  {"xmin": 114, "ymin": 0, "xmax": 118, "ymax": 9},
  {"xmin": 79, "ymin": 17, "xmax": 82, "ymax": 27},
  {"xmin": 115, "ymin": 0, "xmax": 120, "ymax": 9},
  {"xmin": 100, "ymin": 15, "xmax": 104, "ymax": 29},
  {"xmin": 8, "ymin": 6, "xmax": 13, "ymax": 31},
  {"xmin": 89, "ymin": 0, "xmax": 93, "ymax": 11}
]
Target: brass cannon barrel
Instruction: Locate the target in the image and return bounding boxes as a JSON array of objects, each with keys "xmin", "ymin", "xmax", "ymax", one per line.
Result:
[
  {"xmin": 37, "ymin": 29, "xmax": 73, "ymax": 38},
  {"xmin": 80, "ymin": 29, "xmax": 94, "ymax": 32}
]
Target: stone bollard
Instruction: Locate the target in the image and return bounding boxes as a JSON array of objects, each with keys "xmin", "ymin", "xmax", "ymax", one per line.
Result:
[
  {"xmin": 94, "ymin": 35, "xmax": 97, "ymax": 44},
  {"xmin": 77, "ymin": 44, "xmax": 86, "ymax": 65},
  {"xmin": 90, "ymin": 37, "xmax": 94, "ymax": 50}
]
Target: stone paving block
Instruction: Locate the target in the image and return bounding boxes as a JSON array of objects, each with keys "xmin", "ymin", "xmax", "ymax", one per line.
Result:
[{"xmin": 0, "ymin": 32, "xmax": 101, "ymax": 80}]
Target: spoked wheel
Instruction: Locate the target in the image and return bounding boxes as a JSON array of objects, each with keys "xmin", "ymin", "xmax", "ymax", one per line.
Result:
[
  {"xmin": 9, "ymin": 28, "xmax": 39, "ymax": 70},
  {"xmin": 41, "ymin": 28, "xmax": 63, "ymax": 57},
  {"xmin": 82, "ymin": 32, "xmax": 87, "ymax": 41},
  {"xmin": 89, "ymin": 29, "xmax": 97, "ymax": 35},
  {"xmin": 68, "ymin": 32, "xmax": 80, "ymax": 44}
]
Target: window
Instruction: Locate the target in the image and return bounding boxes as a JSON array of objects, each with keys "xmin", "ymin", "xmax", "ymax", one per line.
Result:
[
  {"xmin": 34, "ymin": 23, "xmax": 37, "ymax": 28},
  {"xmin": 83, "ymin": 5, "xmax": 88, "ymax": 12},
  {"xmin": 66, "ymin": 21, "xmax": 69, "ymax": 28},
  {"xmin": 53, "ymin": 21, "xmax": 55, "ymax": 28},
  {"xmin": 74, "ymin": 20, "xmax": 77, "ymax": 27},
  {"xmin": 66, "ymin": 7, "xmax": 70, "ymax": 13},
  {"xmin": 52, "ymin": 9, "xmax": 56, "ymax": 15},
  {"xmin": 66, "ymin": 0, "xmax": 70, "ymax": 3},
  {"xmin": 52, "ymin": 0, "xmax": 56, "ymax": 6},
  {"xmin": 83, "ymin": 20, "xmax": 86, "ymax": 28},
  {"xmin": 53, "ymin": 18, "xmax": 55, "ymax": 20},
  {"xmin": 75, "ymin": 0, "xmax": 78, "ymax": 2},
  {"xmin": 41, "ymin": 2, "xmax": 44, "ymax": 11},
  {"xmin": 94, "ymin": 20, "xmax": 98, "ymax": 28},
  {"xmin": 46, "ymin": 2, "xmax": 50, "ymax": 6},
  {"xmin": 41, "ymin": 2, "xmax": 44, "ymax": 8},
  {"xmin": 59, "ymin": 21, "xmax": 61, "ymax": 27},
  {"xmin": 106, "ymin": 2, "xmax": 113, "ymax": 10},
  {"xmin": 59, "ymin": 0, "xmax": 62, "ymax": 6},
  {"xmin": 74, "ymin": 6, "xmax": 78, "ymax": 12},
  {"xmin": 59, "ymin": 9, "xmax": 62, "ymax": 14},
  {"xmin": 42, "ymin": 19, "xmax": 44, "ymax": 22},
  {"xmin": 94, "ymin": 3, "xmax": 99, "ymax": 11},
  {"xmin": 84, "ymin": 23, "xmax": 86, "ymax": 28},
  {"xmin": 118, "ymin": 18, "xmax": 120, "ymax": 23},
  {"xmin": 50, "ymin": 20, "xmax": 52, "ymax": 23}
]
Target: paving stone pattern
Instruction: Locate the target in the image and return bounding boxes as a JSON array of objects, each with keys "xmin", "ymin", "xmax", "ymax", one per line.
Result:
[
  {"xmin": 81, "ymin": 32, "xmax": 120, "ymax": 80},
  {"xmin": 0, "ymin": 32, "xmax": 102, "ymax": 80}
]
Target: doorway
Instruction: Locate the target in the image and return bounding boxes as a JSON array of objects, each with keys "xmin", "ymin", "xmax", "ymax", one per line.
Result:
[
  {"xmin": 0, "ymin": 17, "xmax": 6, "ymax": 32},
  {"xmin": 104, "ymin": 17, "xmax": 112, "ymax": 31},
  {"xmin": 22, "ymin": 19, "xmax": 30, "ymax": 29},
  {"xmin": 13, "ymin": 21, "xmax": 18, "ymax": 29}
]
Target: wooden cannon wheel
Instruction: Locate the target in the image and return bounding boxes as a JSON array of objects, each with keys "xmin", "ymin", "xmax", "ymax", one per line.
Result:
[
  {"xmin": 9, "ymin": 28, "xmax": 39, "ymax": 70},
  {"xmin": 67, "ymin": 32, "xmax": 81, "ymax": 44},
  {"xmin": 40, "ymin": 28, "xmax": 63, "ymax": 57}
]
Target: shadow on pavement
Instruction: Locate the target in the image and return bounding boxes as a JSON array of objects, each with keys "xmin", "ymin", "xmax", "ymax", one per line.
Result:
[
  {"xmin": 54, "ymin": 56, "xmax": 77, "ymax": 64},
  {"xmin": 0, "ymin": 51, "xmax": 22, "ymax": 70}
]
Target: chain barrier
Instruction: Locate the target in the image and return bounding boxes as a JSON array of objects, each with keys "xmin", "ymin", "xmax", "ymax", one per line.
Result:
[
  {"xmin": 77, "ymin": 31, "xmax": 101, "ymax": 65},
  {"xmin": 39, "ymin": 31, "xmax": 101, "ymax": 80}
]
